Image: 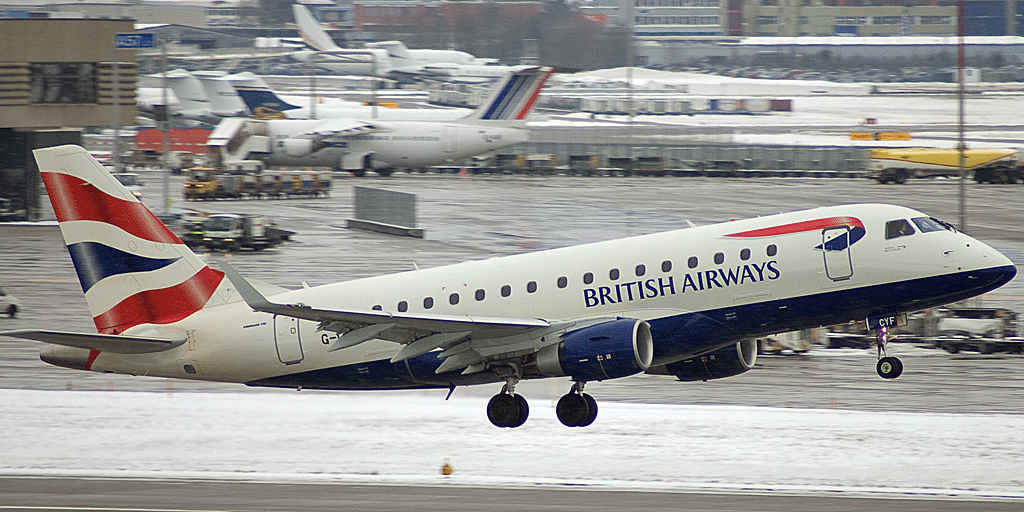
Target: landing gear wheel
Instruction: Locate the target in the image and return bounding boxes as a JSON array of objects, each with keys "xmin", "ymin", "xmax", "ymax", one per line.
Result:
[
  {"xmin": 877, "ymin": 356, "xmax": 903, "ymax": 379},
  {"xmin": 487, "ymin": 393, "xmax": 529, "ymax": 428},
  {"xmin": 579, "ymin": 393, "xmax": 598, "ymax": 427},
  {"xmin": 556, "ymin": 393, "xmax": 589, "ymax": 427}
]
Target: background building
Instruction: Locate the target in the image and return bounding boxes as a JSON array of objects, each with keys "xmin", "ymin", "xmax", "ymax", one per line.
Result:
[{"xmin": 1, "ymin": 17, "xmax": 135, "ymax": 220}]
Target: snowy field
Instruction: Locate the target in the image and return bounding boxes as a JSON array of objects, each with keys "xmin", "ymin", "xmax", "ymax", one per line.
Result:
[{"xmin": 2, "ymin": 388, "xmax": 1023, "ymax": 499}]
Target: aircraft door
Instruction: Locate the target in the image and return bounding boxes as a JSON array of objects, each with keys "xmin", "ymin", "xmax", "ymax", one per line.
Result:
[
  {"xmin": 822, "ymin": 227, "xmax": 853, "ymax": 281},
  {"xmin": 274, "ymin": 316, "xmax": 304, "ymax": 364},
  {"xmin": 441, "ymin": 126, "xmax": 457, "ymax": 153}
]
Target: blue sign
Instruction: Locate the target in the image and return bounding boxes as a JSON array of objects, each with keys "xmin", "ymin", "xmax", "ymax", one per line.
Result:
[{"xmin": 115, "ymin": 33, "xmax": 155, "ymax": 49}]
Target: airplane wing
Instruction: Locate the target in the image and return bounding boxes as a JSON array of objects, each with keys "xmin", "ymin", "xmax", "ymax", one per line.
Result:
[
  {"xmin": 219, "ymin": 261, "xmax": 582, "ymax": 374},
  {"xmin": 305, "ymin": 118, "xmax": 383, "ymax": 138},
  {"xmin": 1, "ymin": 329, "xmax": 186, "ymax": 354}
]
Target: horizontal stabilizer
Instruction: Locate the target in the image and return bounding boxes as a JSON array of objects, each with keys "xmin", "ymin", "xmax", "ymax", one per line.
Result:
[{"xmin": 1, "ymin": 329, "xmax": 186, "ymax": 354}]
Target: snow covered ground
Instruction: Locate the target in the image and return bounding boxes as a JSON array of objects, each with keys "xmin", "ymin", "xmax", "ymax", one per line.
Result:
[{"xmin": 3, "ymin": 388, "xmax": 1023, "ymax": 499}]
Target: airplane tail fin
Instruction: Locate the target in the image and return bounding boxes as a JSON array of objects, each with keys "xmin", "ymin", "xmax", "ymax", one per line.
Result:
[
  {"xmin": 193, "ymin": 71, "xmax": 248, "ymax": 117},
  {"xmin": 467, "ymin": 66, "xmax": 552, "ymax": 121},
  {"xmin": 233, "ymin": 85, "xmax": 303, "ymax": 114},
  {"xmin": 292, "ymin": 4, "xmax": 341, "ymax": 51},
  {"xmin": 33, "ymin": 145, "xmax": 226, "ymax": 335}
]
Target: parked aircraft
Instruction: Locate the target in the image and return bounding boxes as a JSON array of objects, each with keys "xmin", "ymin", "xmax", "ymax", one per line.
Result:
[
  {"xmin": 207, "ymin": 65, "xmax": 551, "ymax": 176},
  {"xmin": 137, "ymin": 69, "xmax": 247, "ymax": 125},
  {"xmin": 4, "ymin": 144, "xmax": 1017, "ymax": 427},
  {"xmin": 291, "ymin": 4, "xmax": 518, "ymax": 82}
]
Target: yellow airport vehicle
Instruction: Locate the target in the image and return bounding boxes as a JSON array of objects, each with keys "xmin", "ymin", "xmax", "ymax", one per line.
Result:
[
  {"xmin": 183, "ymin": 167, "xmax": 219, "ymax": 200},
  {"xmin": 868, "ymin": 148, "xmax": 1022, "ymax": 184}
]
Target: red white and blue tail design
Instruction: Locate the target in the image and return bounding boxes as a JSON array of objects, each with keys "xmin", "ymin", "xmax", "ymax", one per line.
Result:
[
  {"xmin": 469, "ymin": 66, "xmax": 552, "ymax": 121},
  {"xmin": 34, "ymin": 145, "xmax": 225, "ymax": 334}
]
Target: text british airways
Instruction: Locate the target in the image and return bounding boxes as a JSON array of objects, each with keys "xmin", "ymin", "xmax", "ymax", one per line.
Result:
[{"xmin": 583, "ymin": 260, "xmax": 780, "ymax": 308}]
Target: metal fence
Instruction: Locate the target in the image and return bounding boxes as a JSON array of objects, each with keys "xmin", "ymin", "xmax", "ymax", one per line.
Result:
[{"xmin": 353, "ymin": 186, "xmax": 417, "ymax": 228}]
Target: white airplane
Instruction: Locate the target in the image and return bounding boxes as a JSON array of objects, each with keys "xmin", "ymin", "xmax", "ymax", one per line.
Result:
[
  {"xmin": 3, "ymin": 144, "xmax": 1018, "ymax": 427},
  {"xmin": 291, "ymin": 4, "xmax": 518, "ymax": 82},
  {"xmin": 208, "ymin": 65, "xmax": 551, "ymax": 176},
  {"xmin": 137, "ymin": 69, "xmax": 245, "ymax": 125}
]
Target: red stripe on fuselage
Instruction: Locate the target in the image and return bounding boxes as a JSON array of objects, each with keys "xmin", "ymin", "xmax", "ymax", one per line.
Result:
[
  {"xmin": 94, "ymin": 266, "xmax": 225, "ymax": 334},
  {"xmin": 725, "ymin": 216, "xmax": 864, "ymax": 238},
  {"xmin": 41, "ymin": 172, "xmax": 181, "ymax": 245}
]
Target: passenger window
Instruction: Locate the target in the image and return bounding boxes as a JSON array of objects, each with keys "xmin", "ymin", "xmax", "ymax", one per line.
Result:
[
  {"xmin": 423, "ymin": 297, "xmax": 434, "ymax": 309},
  {"xmin": 635, "ymin": 264, "xmax": 646, "ymax": 277},
  {"xmin": 662, "ymin": 260, "xmax": 672, "ymax": 272},
  {"xmin": 767, "ymin": 244, "xmax": 777, "ymax": 257},
  {"xmin": 475, "ymin": 289, "xmax": 485, "ymax": 301},
  {"xmin": 583, "ymin": 272, "xmax": 594, "ymax": 285},
  {"xmin": 714, "ymin": 252, "xmax": 725, "ymax": 265},
  {"xmin": 449, "ymin": 293, "xmax": 459, "ymax": 305},
  {"xmin": 501, "ymin": 285, "xmax": 511, "ymax": 297},
  {"xmin": 609, "ymin": 268, "xmax": 620, "ymax": 281},
  {"xmin": 688, "ymin": 256, "xmax": 698, "ymax": 269},
  {"xmin": 885, "ymin": 219, "xmax": 916, "ymax": 240},
  {"xmin": 557, "ymin": 276, "xmax": 568, "ymax": 288},
  {"xmin": 527, "ymin": 281, "xmax": 537, "ymax": 293},
  {"xmin": 398, "ymin": 301, "xmax": 408, "ymax": 312},
  {"xmin": 740, "ymin": 248, "xmax": 750, "ymax": 261}
]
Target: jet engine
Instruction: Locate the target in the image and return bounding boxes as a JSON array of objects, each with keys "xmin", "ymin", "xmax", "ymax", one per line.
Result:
[
  {"xmin": 649, "ymin": 339, "xmax": 758, "ymax": 382},
  {"xmin": 281, "ymin": 138, "xmax": 324, "ymax": 157},
  {"xmin": 537, "ymin": 319, "xmax": 653, "ymax": 382}
]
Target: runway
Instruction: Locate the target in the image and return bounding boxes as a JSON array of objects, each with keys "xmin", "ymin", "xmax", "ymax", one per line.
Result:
[{"xmin": 2, "ymin": 477, "xmax": 1022, "ymax": 512}]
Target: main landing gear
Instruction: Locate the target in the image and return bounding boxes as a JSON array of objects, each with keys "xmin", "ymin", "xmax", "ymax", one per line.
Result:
[
  {"xmin": 486, "ymin": 376, "xmax": 599, "ymax": 428},
  {"xmin": 875, "ymin": 326, "xmax": 904, "ymax": 380},
  {"xmin": 555, "ymin": 381, "xmax": 598, "ymax": 428}
]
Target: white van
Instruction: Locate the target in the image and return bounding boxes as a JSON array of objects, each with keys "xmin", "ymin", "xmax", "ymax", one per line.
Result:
[{"xmin": 0, "ymin": 285, "xmax": 19, "ymax": 318}]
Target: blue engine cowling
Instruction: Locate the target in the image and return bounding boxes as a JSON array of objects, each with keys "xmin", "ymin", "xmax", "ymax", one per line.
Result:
[
  {"xmin": 649, "ymin": 339, "xmax": 758, "ymax": 382},
  {"xmin": 536, "ymin": 319, "xmax": 654, "ymax": 382}
]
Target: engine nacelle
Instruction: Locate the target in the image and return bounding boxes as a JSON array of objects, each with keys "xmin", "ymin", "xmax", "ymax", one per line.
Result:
[
  {"xmin": 537, "ymin": 319, "xmax": 653, "ymax": 382},
  {"xmin": 652, "ymin": 338, "xmax": 758, "ymax": 382},
  {"xmin": 281, "ymin": 138, "xmax": 323, "ymax": 158}
]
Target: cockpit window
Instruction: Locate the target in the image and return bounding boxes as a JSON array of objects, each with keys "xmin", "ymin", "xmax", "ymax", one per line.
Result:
[
  {"xmin": 885, "ymin": 219, "xmax": 916, "ymax": 240},
  {"xmin": 912, "ymin": 217, "xmax": 956, "ymax": 233}
]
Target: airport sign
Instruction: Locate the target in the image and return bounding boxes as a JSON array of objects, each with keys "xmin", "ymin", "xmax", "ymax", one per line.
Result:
[{"xmin": 115, "ymin": 33, "xmax": 155, "ymax": 49}]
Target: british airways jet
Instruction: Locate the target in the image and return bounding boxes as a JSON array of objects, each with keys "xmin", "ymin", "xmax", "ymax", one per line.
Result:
[{"xmin": 4, "ymin": 145, "xmax": 1017, "ymax": 428}]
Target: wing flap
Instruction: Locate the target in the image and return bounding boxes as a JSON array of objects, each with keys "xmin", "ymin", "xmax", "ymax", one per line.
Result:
[{"xmin": 1, "ymin": 329, "xmax": 186, "ymax": 354}]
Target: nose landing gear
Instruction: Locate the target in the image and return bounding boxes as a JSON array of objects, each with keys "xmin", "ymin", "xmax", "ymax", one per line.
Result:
[{"xmin": 875, "ymin": 326, "xmax": 904, "ymax": 379}]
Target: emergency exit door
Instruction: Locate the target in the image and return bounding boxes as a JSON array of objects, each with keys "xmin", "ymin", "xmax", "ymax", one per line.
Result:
[{"xmin": 274, "ymin": 316, "xmax": 304, "ymax": 364}]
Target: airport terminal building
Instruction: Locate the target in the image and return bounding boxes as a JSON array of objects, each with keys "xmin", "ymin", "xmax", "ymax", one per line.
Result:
[{"xmin": 0, "ymin": 16, "xmax": 137, "ymax": 220}]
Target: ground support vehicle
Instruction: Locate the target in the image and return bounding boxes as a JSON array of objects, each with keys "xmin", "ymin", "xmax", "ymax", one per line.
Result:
[
  {"xmin": 930, "ymin": 307, "xmax": 1021, "ymax": 354},
  {"xmin": 199, "ymin": 214, "xmax": 288, "ymax": 251},
  {"xmin": 183, "ymin": 168, "xmax": 220, "ymax": 200},
  {"xmin": 868, "ymin": 148, "xmax": 1022, "ymax": 184},
  {"xmin": 0, "ymin": 285, "xmax": 20, "ymax": 317}
]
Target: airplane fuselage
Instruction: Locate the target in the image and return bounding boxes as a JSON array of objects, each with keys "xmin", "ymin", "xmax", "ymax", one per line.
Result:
[
  {"xmin": 263, "ymin": 119, "xmax": 529, "ymax": 169},
  {"xmin": 65, "ymin": 204, "xmax": 1015, "ymax": 391}
]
